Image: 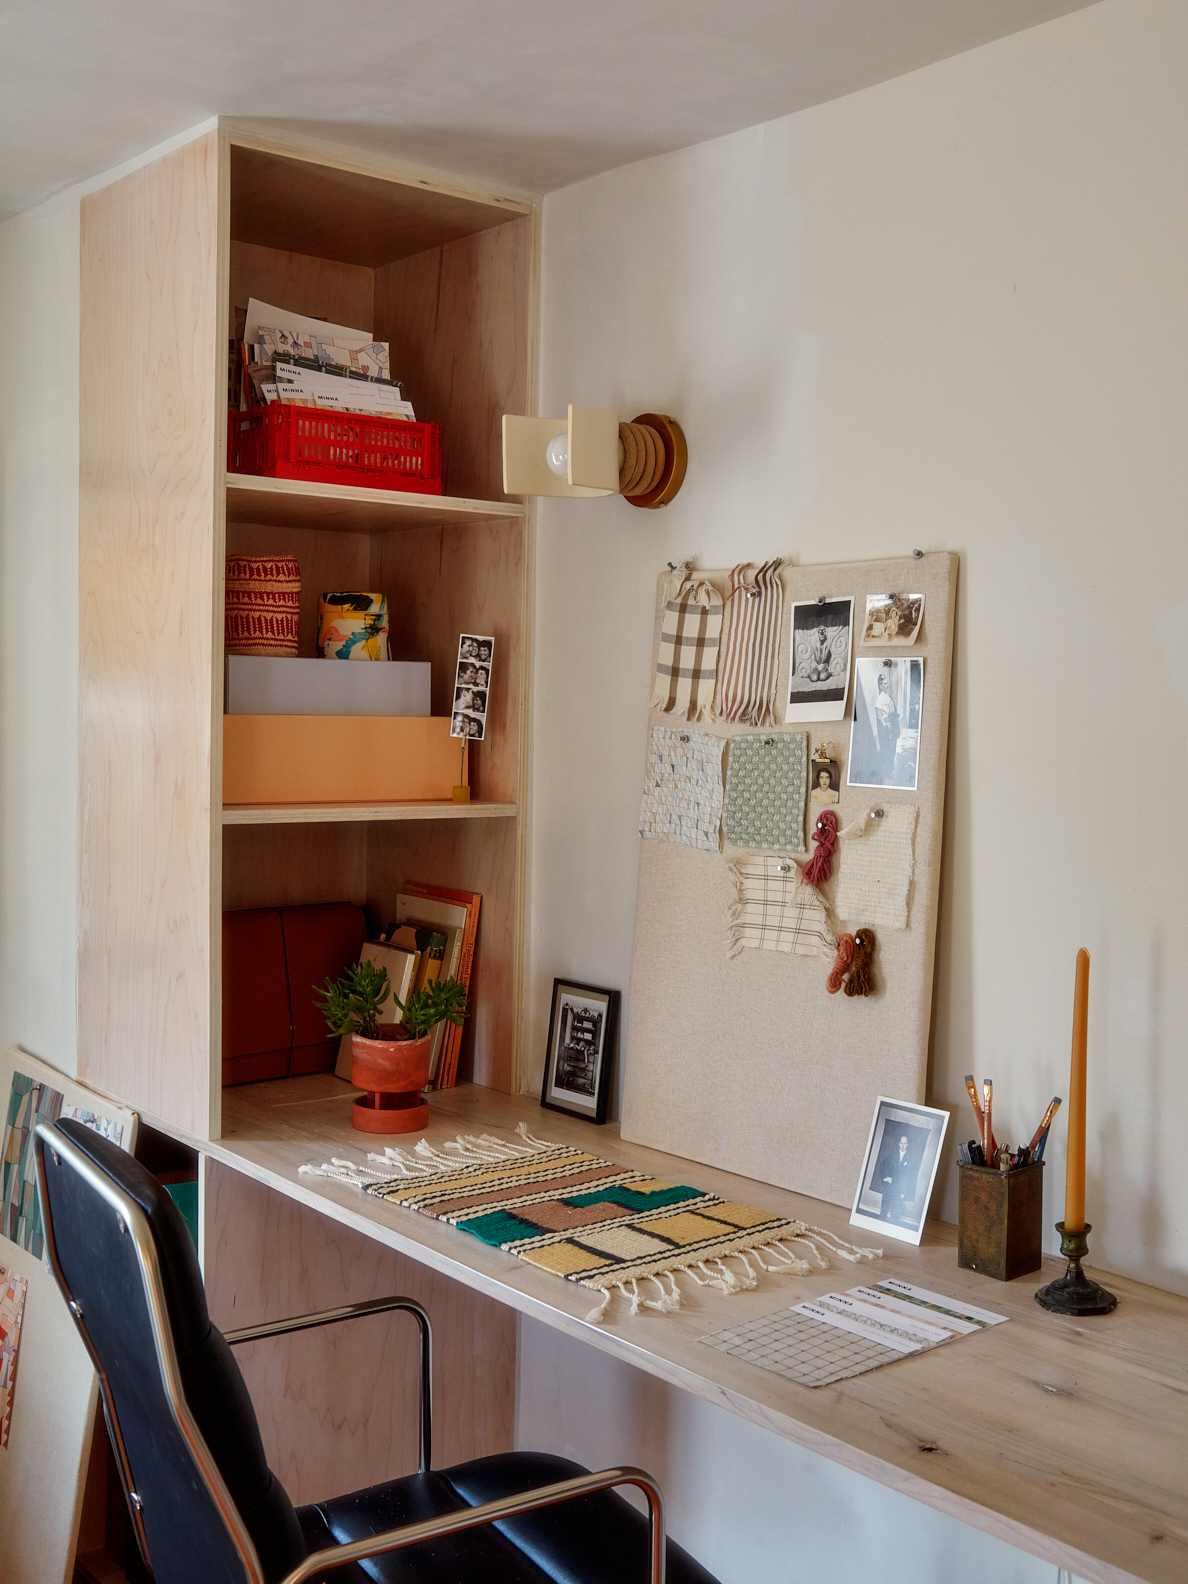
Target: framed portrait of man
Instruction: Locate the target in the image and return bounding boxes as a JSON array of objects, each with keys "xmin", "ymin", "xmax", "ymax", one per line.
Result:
[{"xmin": 850, "ymin": 1096, "xmax": 949, "ymax": 1246}]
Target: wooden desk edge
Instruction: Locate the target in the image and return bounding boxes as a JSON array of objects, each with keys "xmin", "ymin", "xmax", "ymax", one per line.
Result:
[{"xmin": 134, "ymin": 1094, "xmax": 1173, "ymax": 1584}]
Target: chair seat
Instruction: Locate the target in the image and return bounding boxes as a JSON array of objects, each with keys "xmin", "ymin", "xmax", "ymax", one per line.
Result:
[{"xmin": 298, "ymin": 1452, "xmax": 719, "ymax": 1584}]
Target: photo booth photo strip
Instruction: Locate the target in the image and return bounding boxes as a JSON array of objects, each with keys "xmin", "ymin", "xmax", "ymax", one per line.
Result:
[
  {"xmin": 451, "ymin": 633, "xmax": 495, "ymax": 741},
  {"xmin": 786, "ymin": 598, "xmax": 854, "ymax": 723}
]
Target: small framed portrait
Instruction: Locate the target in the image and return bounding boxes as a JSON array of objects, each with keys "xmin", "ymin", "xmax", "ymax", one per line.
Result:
[
  {"xmin": 809, "ymin": 755, "xmax": 840, "ymax": 805},
  {"xmin": 850, "ymin": 1096, "xmax": 950, "ymax": 1246},
  {"xmin": 540, "ymin": 979, "xmax": 620, "ymax": 1124}
]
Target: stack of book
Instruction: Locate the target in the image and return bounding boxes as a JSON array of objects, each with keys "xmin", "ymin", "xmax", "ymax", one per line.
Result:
[{"xmin": 332, "ymin": 883, "xmax": 481, "ymax": 1089}]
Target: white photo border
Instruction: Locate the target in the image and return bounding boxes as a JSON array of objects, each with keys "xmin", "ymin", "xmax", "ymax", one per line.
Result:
[{"xmin": 849, "ymin": 1095, "xmax": 950, "ymax": 1246}]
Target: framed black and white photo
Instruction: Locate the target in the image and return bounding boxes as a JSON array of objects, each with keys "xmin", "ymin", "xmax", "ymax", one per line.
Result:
[
  {"xmin": 450, "ymin": 633, "xmax": 495, "ymax": 741},
  {"xmin": 848, "ymin": 656, "xmax": 924, "ymax": 790},
  {"xmin": 540, "ymin": 979, "xmax": 619, "ymax": 1124},
  {"xmin": 850, "ymin": 1096, "xmax": 949, "ymax": 1245}
]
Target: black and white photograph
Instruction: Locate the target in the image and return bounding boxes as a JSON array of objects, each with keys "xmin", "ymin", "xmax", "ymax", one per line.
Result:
[
  {"xmin": 850, "ymin": 1096, "xmax": 950, "ymax": 1245},
  {"xmin": 540, "ymin": 979, "xmax": 620, "ymax": 1124},
  {"xmin": 862, "ymin": 592, "xmax": 924, "ymax": 646},
  {"xmin": 809, "ymin": 756, "xmax": 840, "ymax": 805},
  {"xmin": 450, "ymin": 633, "xmax": 495, "ymax": 741},
  {"xmin": 848, "ymin": 656, "xmax": 923, "ymax": 790},
  {"xmin": 786, "ymin": 598, "xmax": 853, "ymax": 722}
]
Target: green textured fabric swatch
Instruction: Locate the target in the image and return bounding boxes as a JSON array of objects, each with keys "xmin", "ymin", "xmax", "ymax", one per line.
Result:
[{"xmin": 722, "ymin": 733, "xmax": 808, "ymax": 851}]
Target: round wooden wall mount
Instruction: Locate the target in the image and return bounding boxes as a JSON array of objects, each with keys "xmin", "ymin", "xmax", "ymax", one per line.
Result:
[{"xmin": 624, "ymin": 413, "xmax": 687, "ymax": 508}]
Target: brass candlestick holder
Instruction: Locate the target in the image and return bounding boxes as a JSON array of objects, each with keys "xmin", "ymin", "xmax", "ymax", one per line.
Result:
[{"xmin": 1034, "ymin": 1222, "xmax": 1117, "ymax": 1315}]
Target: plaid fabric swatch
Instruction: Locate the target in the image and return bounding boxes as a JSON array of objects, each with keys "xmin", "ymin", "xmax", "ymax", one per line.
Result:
[
  {"xmin": 836, "ymin": 804, "xmax": 918, "ymax": 930},
  {"xmin": 650, "ymin": 562, "xmax": 724, "ymax": 722},
  {"xmin": 715, "ymin": 560, "xmax": 784, "ymax": 726},
  {"xmin": 639, "ymin": 727, "xmax": 724, "ymax": 851},
  {"xmin": 722, "ymin": 732, "xmax": 808, "ymax": 851},
  {"xmin": 727, "ymin": 856, "xmax": 836, "ymax": 958}
]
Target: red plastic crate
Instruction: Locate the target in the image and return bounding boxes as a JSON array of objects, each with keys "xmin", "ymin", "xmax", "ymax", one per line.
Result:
[{"xmin": 229, "ymin": 404, "xmax": 443, "ymax": 495}]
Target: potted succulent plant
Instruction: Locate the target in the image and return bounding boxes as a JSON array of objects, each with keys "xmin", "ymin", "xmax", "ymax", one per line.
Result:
[{"xmin": 314, "ymin": 960, "xmax": 469, "ymax": 1134}]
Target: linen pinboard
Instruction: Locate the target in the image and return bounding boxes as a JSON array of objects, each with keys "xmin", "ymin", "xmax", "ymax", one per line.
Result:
[{"xmin": 621, "ymin": 553, "xmax": 957, "ymax": 1208}]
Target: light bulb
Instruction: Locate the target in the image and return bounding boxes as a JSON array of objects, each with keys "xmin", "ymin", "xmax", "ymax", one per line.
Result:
[{"xmin": 545, "ymin": 431, "xmax": 569, "ymax": 479}]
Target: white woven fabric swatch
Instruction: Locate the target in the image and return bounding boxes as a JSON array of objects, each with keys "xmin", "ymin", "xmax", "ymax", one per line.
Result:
[
  {"xmin": 727, "ymin": 856, "xmax": 835, "ymax": 958},
  {"xmin": 640, "ymin": 726, "xmax": 724, "ymax": 852},
  {"xmin": 835, "ymin": 805, "xmax": 918, "ymax": 930}
]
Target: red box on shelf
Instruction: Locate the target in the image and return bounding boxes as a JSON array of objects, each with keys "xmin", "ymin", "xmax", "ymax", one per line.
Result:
[{"xmin": 229, "ymin": 403, "xmax": 443, "ymax": 494}]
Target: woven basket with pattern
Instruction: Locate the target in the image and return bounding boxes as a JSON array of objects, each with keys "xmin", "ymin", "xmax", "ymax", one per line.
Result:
[{"xmin": 225, "ymin": 555, "xmax": 301, "ymax": 657}]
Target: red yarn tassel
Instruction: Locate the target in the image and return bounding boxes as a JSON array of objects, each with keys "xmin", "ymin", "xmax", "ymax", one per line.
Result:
[
  {"xmin": 802, "ymin": 810, "xmax": 838, "ymax": 886},
  {"xmin": 827, "ymin": 933, "xmax": 855, "ymax": 994}
]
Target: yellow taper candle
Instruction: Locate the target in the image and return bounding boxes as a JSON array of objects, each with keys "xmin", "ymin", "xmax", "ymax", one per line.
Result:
[{"xmin": 1064, "ymin": 948, "xmax": 1089, "ymax": 1232}]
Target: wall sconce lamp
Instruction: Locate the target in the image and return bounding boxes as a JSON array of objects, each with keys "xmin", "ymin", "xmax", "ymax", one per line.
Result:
[{"xmin": 502, "ymin": 405, "xmax": 687, "ymax": 508}]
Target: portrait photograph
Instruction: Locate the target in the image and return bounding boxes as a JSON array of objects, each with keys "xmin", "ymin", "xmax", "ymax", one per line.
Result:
[
  {"xmin": 848, "ymin": 656, "xmax": 924, "ymax": 790},
  {"xmin": 541, "ymin": 979, "xmax": 620, "ymax": 1124},
  {"xmin": 862, "ymin": 592, "xmax": 924, "ymax": 646},
  {"xmin": 786, "ymin": 598, "xmax": 853, "ymax": 723},
  {"xmin": 850, "ymin": 1097, "xmax": 950, "ymax": 1245},
  {"xmin": 451, "ymin": 633, "xmax": 495, "ymax": 739},
  {"xmin": 808, "ymin": 757, "xmax": 840, "ymax": 805}
]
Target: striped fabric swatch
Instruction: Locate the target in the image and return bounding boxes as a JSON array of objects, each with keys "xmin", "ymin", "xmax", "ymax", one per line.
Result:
[
  {"xmin": 727, "ymin": 856, "xmax": 836, "ymax": 958},
  {"xmin": 715, "ymin": 560, "xmax": 784, "ymax": 726},
  {"xmin": 650, "ymin": 561, "xmax": 724, "ymax": 722},
  {"xmin": 301, "ymin": 1127, "xmax": 879, "ymax": 1325}
]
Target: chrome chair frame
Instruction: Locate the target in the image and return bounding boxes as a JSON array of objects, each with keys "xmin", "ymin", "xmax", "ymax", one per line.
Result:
[{"xmin": 34, "ymin": 1122, "xmax": 666, "ymax": 1584}]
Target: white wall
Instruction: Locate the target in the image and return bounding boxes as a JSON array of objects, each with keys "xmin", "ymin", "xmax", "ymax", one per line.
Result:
[
  {"xmin": 0, "ymin": 197, "xmax": 82, "ymax": 1072},
  {"xmin": 523, "ymin": 1, "xmax": 1184, "ymax": 1578},
  {"xmin": 0, "ymin": 121, "xmax": 216, "ymax": 1080}
]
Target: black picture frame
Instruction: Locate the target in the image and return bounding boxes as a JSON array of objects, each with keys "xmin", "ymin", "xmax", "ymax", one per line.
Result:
[{"xmin": 540, "ymin": 979, "xmax": 619, "ymax": 1124}]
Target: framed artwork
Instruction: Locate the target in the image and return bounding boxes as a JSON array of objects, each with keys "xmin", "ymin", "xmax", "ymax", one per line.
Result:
[
  {"xmin": 540, "ymin": 980, "xmax": 619, "ymax": 1124},
  {"xmin": 850, "ymin": 1096, "xmax": 949, "ymax": 1246},
  {"xmin": 0, "ymin": 1045, "xmax": 138, "ymax": 1584}
]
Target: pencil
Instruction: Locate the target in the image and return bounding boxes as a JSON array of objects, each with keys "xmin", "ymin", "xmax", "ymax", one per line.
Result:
[
  {"xmin": 964, "ymin": 1074, "xmax": 984, "ymax": 1133},
  {"xmin": 982, "ymin": 1080, "xmax": 994, "ymax": 1167}
]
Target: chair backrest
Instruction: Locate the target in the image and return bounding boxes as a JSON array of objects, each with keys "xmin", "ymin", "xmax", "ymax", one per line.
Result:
[{"xmin": 35, "ymin": 1119, "xmax": 307, "ymax": 1584}]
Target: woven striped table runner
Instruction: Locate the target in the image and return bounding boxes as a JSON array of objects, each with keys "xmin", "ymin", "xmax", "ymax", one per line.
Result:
[{"xmin": 302, "ymin": 1125, "xmax": 880, "ymax": 1324}]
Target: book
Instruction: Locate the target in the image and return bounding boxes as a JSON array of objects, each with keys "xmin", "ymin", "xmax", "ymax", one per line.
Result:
[
  {"xmin": 395, "ymin": 891, "xmax": 475, "ymax": 1085},
  {"xmin": 386, "ymin": 924, "xmax": 448, "ymax": 993},
  {"xmin": 402, "ymin": 884, "xmax": 481, "ymax": 1088},
  {"xmin": 332, "ymin": 940, "xmax": 417, "ymax": 1080}
]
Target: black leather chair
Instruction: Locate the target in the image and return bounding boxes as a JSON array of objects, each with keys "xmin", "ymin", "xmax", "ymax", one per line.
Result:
[{"xmin": 35, "ymin": 1118, "xmax": 721, "ymax": 1584}]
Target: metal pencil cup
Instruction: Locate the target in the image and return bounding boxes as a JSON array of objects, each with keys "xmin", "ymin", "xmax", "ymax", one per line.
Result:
[{"xmin": 957, "ymin": 1162, "xmax": 1044, "ymax": 1281}]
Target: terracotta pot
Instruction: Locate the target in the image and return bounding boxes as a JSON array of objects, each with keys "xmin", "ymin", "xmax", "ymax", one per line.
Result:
[{"xmin": 350, "ymin": 1024, "xmax": 431, "ymax": 1134}]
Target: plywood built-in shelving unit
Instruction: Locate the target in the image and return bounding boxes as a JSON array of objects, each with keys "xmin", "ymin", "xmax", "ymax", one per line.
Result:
[{"xmin": 78, "ymin": 125, "xmax": 537, "ymax": 1140}]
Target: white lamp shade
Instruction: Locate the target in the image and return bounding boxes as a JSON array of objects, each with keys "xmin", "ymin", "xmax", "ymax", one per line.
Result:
[{"xmin": 502, "ymin": 405, "xmax": 620, "ymax": 497}]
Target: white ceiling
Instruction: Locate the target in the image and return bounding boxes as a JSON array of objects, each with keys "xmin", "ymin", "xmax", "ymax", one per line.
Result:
[{"xmin": 0, "ymin": 0, "xmax": 1101, "ymax": 220}]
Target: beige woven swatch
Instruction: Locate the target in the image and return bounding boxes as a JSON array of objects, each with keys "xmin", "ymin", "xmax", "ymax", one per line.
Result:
[{"xmin": 835, "ymin": 804, "xmax": 918, "ymax": 930}]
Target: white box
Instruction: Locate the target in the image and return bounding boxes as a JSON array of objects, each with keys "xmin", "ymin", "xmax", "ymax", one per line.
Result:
[{"xmin": 224, "ymin": 656, "xmax": 431, "ymax": 716}]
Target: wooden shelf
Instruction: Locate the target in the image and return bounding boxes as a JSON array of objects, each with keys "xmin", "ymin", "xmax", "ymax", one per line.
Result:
[
  {"xmin": 222, "ymin": 800, "xmax": 518, "ymax": 826},
  {"xmin": 226, "ymin": 473, "xmax": 525, "ymax": 534}
]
